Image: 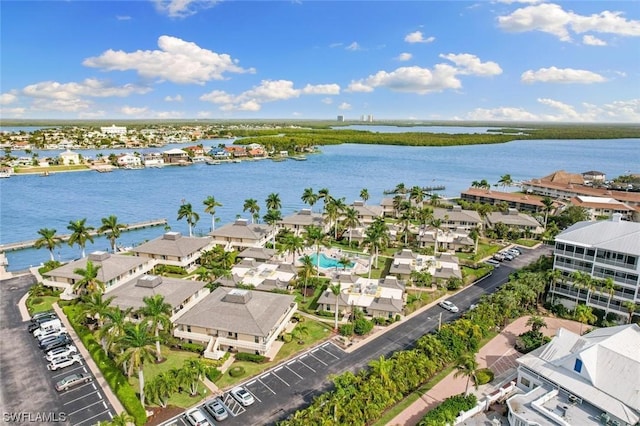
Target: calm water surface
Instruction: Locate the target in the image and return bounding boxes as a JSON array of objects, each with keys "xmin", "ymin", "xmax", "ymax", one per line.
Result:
[{"xmin": 1, "ymin": 138, "xmax": 638, "ymax": 270}]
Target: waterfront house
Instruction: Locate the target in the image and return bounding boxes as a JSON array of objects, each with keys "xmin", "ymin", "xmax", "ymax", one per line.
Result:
[
  {"xmin": 101, "ymin": 125, "xmax": 127, "ymax": 136},
  {"xmin": 42, "ymin": 251, "xmax": 155, "ymax": 299},
  {"xmin": 173, "ymin": 287, "xmax": 297, "ymax": 359},
  {"xmin": 209, "ymin": 218, "xmax": 275, "ymax": 250},
  {"xmin": 484, "ymin": 209, "xmax": 543, "ymax": 235},
  {"xmin": 215, "ymin": 258, "xmax": 297, "ymax": 292},
  {"xmin": 142, "ymin": 152, "xmax": 165, "ymax": 168},
  {"xmin": 317, "ymin": 274, "xmax": 405, "ymax": 320},
  {"xmin": 507, "ymin": 324, "xmax": 640, "ymax": 426},
  {"xmin": 351, "ymin": 200, "xmax": 384, "ymax": 226},
  {"xmin": 224, "ymin": 146, "xmax": 248, "ymax": 158},
  {"xmin": 59, "ymin": 149, "xmax": 81, "ymax": 166},
  {"xmin": 107, "ymin": 274, "xmax": 209, "ymax": 322},
  {"xmin": 208, "ymin": 147, "xmax": 231, "ymax": 159},
  {"xmin": 460, "ymin": 188, "xmax": 550, "ymax": 214},
  {"xmin": 162, "ymin": 148, "xmax": 191, "ymax": 165},
  {"xmin": 131, "ymin": 232, "xmax": 214, "ymax": 272},
  {"xmin": 279, "ymin": 209, "xmax": 328, "ymax": 235},
  {"xmin": 569, "ymin": 196, "xmax": 638, "ymax": 222},
  {"xmin": 433, "ymin": 206, "xmax": 483, "ymax": 230},
  {"xmin": 116, "ymin": 153, "xmax": 142, "ymax": 169},
  {"xmin": 582, "ymin": 170, "xmax": 607, "ymax": 184},
  {"xmin": 184, "ymin": 145, "xmax": 205, "ymax": 156}
]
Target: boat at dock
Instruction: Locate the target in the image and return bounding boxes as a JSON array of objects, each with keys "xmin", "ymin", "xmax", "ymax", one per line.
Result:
[{"xmin": 291, "ymin": 155, "xmax": 307, "ymax": 161}]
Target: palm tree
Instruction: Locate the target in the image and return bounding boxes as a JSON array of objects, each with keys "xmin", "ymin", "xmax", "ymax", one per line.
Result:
[
  {"xmin": 325, "ymin": 197, "xmax": 346, "ymax": 240},
  {"xmin": 430, "ymin": 218, "xmax": 443, "ymax": 254},
  {"xmin": 243, "ymin": 198, "xmax": 260, "ymax": 223},
  {"xmin": 571, "ymin": 271, "xmax": 591, "ymax": 306},
  {"xmin": 368, "ymin": 355, "xmax": 395, "ymax": 390},
  {"xmin": 497, "ymin": 174, "xmax": 513, "ymax": 188},
  {"xmin": 144, "ymin": 372, "xmax": 177, "ymax": 408},
  {"xmin": 301, "ymin": 187, "xmax": 318, "ymax": 212},
  {"xmin": 362, "ymin": 218, "xmax": 390, "ymax": 279},
  {"xmin": 34, "ymin": 228, "xmax": 62, "ymax": 261},
  {"xmin": 203, "ymin": 195, "xmax": 223, "ymax": 232},
  {"xmin": 330, "ymin": 283, "xmax": 342, "ymax": 332},
  {"xmin": 299, "ymin": 254, "xmax": 316, "ymax": 303},
  {"xmin": 541, "ymin": 196, "xmax": 554, "ymax": 230},
  {"xmin": 342, "ymin": 206, "xmax": 361, "ymax": 247},
  {"xmin": 574, "ymin": 304, "xmax": 596, "ymax": 334},
  {"xmin": 98, "ymin": 412, "xmax": 135, "ymax": 426},
  {"xmin": 338, "ymin": 257, "xmax": 351, "ymax": 270},
  {"xmin": 67, "ymin": 218, "xmax": 95, "ymax": 258},
  {"xmin": 453, "ymin": 353, "xmax": 479, "ymax": 395},
  {"xmin": 547, "ymin": 269, "xmax": 563, "ymax": 305},
  {"xmin": 397, "ymin": 210, "xmax": 412, "ymax": 245},
  {"xmin": 304, "ymin": 225, "xmax": 330, "ymax": 278},
  {"xmin": 468, "ymin": 226, "xmax": 480, "ymax": 255},
  {"xmin": 98, "ymin": 307, "xmax": 132, "ymax": 359},
  {"xmin": 138, "ymin": 294, "xmax": 172, "ymax": 362},
  {"xmin": 265, "ymin": 192, "xmax": 282, "ymax": 211},
  {"xmin": 526, "ymin": 315, "xmax": 547, "ymax": 333},
  {"xmin": 291, "ymin": 323, "xmax": 309, "ymax": 343},
  {"xmin": 98, "ymin": 215, "xmax": 125, "ymax": 253},
  {"xmin": 73, "ymin": 260, "xmax": 104, "ymax": 295},
  {"xmin": 360, "ymin": 188, "xmax": 369, "ymax": 204},
  {"xmin": 394, "ymin": 182, "xmax": 407, "ymax": 194},
  {"xmin": 181, "ymin": 359, "xmax": 208, "ymax": 396},
  {"xmin": 281, "ymin": 233, "xmax": 304, "ymax": 263},
  {"xmin": 177, "ymin": 202, "xmax": 199, "ymax": 237},
  {"xmin": 409, "ymin": 185, "xmax": 425, "ymax": 208},
  {"xmin": 116, "ymin": 322, "xmax": 156, "ymax": 407},
  {"xmin": 623, "ymin": 301, "xmax": 637, "ymax": 324},
  {"xmin": 263, "ymin": 209, "xmax": 282, "ymax": 248},
  {"xmin": 80, "ymin": 292, "xmax": 114, "ymax": 329},
  {"xmin": 602, "ymin": 277, "xmax": 617, "ymax": 314}
]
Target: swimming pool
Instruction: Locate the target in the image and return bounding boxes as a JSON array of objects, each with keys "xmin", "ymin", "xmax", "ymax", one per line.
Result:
[{"xmin": 303, "ymin": 253, "xmax": 354, "ymax": 269}]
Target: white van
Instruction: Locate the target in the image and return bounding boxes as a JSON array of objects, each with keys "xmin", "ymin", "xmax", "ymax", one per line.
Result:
[{"xmin": 33, "ymin": 319, "xmax": 63, "ymax": 337}]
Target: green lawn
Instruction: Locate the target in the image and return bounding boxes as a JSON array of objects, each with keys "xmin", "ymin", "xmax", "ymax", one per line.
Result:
[
  {"xmin": 27, "ymin": 295, "xmax": 59, "ymax": 314},
  {"xmin": 516, "ymin": 238, "xmax": 540, "ymax": 247},
  {"xmin": 14, "ymin": 165, "xmax": 89, "ymax": 173}
]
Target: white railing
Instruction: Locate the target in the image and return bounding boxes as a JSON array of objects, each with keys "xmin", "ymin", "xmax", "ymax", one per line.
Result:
[
  {"xmin": 455, "ymin": 381, "xmax": 518, "ymax": 425},
  {"xmin": 173, "ymin": 329, "xmax": 210, "ymax": 342}
]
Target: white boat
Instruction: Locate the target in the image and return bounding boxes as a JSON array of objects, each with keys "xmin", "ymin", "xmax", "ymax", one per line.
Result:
[{"xmin": 0, "ymin": 171, "xmax": 11, "ymax": 178}]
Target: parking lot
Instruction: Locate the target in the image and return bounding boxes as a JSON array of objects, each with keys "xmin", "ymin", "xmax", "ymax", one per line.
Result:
[{"xmin": 163, "ymin": 341, "xmax": 345, "ymax": 426}]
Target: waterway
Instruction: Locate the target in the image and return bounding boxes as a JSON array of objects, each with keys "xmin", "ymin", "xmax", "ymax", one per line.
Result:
[{"xmin": 1, "ymin": 138, "xmax": 638, "ymax": 271}]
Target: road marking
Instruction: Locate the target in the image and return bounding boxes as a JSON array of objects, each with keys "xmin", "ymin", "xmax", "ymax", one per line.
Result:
[
  {"xmin": 271, "ymin": 372, "xmax": 290, "ymax": 387},
  {"xmin": 257, "ymin": 378, "xmax": 276, "ymax": 395},
  {"xmin": 261, "ymin": 373, "xmax": 270, "ymax": 379},
  {"xmin": 275, "ymin": 366, "xmax": 283, "ymax": 373},
  {"xmin": 246, "ymin": 380, "xmax": 256, "ymax": 386},
  {"xmin": 285, "ymin": 365, "xmax": 303, "ymax": 379},
  {"xmin": 317, "ymin": 345, "xmax": 340, "ymax": 359},
  {"xmin": 97, "ymin": 392, "xmax": 102, "ymax": 400},
  {"xmin": 68, "ymin": 399, "xmax": 105, "ymax": 416},
  {"xmin": 63, "ymin": 390, "xmax": 98, "ymax": 406},
  {"xmin": 72, "ymin": 409, "xmax": 111, "ymax": 426},
  {"xmin": 59, "ymin": 382, "xmax": 94, "ymax": 395},
  {"xmin": 308, "ymin": 352, "xmax": 328, "ymax": 366},
  {"xmin": 297, "ymin": 358, "xmax": 315, "ymax": 372},
  {"xmin": 51, "ymin": 365, "xmax": 85, "ymax": 379}
]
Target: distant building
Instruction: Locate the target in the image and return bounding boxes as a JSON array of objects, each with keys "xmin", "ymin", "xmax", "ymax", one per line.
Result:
[
  {"xmin": 100, "ymin": 125, "xmax": 127, "ymax": 136},
  {"xmin": 337, "ymin": 115, "xmax": 345, "ymax": 122}
]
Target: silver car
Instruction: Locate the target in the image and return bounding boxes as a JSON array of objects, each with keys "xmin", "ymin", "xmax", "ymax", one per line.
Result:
[
  {"xmin": 230, "ymin": 386, "xmax": 255, "ymax": 406},
  {"xmin": 438, "ymin": 300, "xmax": 459, "ymax": 313},
  {"xmin": 55, "ymin": 373, "xmax": 92, "ymax": 391},
  {"xmin": 205, "ymin": 397, "xmax": 229, "ymax": 421}
]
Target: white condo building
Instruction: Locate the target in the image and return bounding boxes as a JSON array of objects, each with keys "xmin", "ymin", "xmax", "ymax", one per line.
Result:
[{"xmin": 100, "ymin": 125, "xmax": 127, "ymax": 135}]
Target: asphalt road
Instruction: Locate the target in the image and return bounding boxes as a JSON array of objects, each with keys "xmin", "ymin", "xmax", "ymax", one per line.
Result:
[
  {"xmin": 162, "ymin": 245, "xmax": 551, "ymax": 426},
  {"xmin": 0, "ymin": 274, "xmax": 115, "ymax": 425}
]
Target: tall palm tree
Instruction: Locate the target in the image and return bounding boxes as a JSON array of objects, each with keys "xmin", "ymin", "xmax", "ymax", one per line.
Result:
[
  {"xmin": 203, "ymin": 195, "xmax": 223, "ymax": 232},
  {"xmin": 98, "ymin": 215, "xmax": 125, "ymax": 253},
  {"xmin": 360, "ymin": 188, "xmax": 369, "ymax": 204},
  {"xmin": 602, "ymin": 277, "xmax": 617, "ymax": 314},
  {"xmin": 574, "ymin": 304, "xmax": 596, "ymax": 334},
  {"xmin": 497, "ymin": 174, "xmax": 513, "ymax": 188},
  {"xmin": 116, "ymin": 322, "xmax": 156, "ymax": 407},
  {"xmin": 541, "ymin": 196, "xmax": 554, "ymax": 230},
  {"xmin": 342, "ymin": 207, "xmax": 361, "ymax": 246},
  {"xmin": 72, "ymin": 260, "xmax": 104, "ymax": 295},
  {"xmin": 263, "ymin": 209, "xmax": 282, "ymax": 248},
  {"xmin": 547, "ymin": 269, "xmax": 564, "ymax": 305},
  {"xmin": 301, "ymin": 187, "xmax": 318, "ymax": 212},
  {"xmin": 325, "ymin": 197, "xmax": 346, "ymax": 240},
  {"xmin": 330, "ymin": 283, "xmax": 342, "ymax": 332},
  {"xmin": 453, "ymin": 353, "xmax": 479, "ymax": 395},
  {"xmin": 622, "ymin": 301, "xmax": 637, "ymax": 324},
  {"xmin": 243, "ymin": 198, "xmax": 260, "ymax": 223},
  {"xmin": 265, "ymin": 192, "xmax": 282, "ymax": 211},
  {"xmin": 571, "ymin": 271, "xmax": 591, "ymax": 306},
  {"xmin": 409, "ymin": 185, "xmax": 425, "ymax": 209},
  {"xmin": 318, "ymin": 188, "xmax": 332, "ymax": 213},
  {"xmin": 468, "ymin": 226, "xmax": 480, "ymax": 255},
  {"xmin": 34, "ymin": 228, "xmax": 62, "ymax": 261},
  {"xmin": 177, "ymin": 202, "xmax": 199, "ymax": 237},
  {"xmin": 299, "ymin": 254, "xmax": 316, "ymax": 303},
  {"xmin": 304, "ymin": 225, "xmax": 330, "ymax": 278},
  {"xmin": 98, "ymin": 306, "xmax": 132, "ymax": 359},
  {"xmin": 430, "ymin": 218, "xmax": 443, "ymax": 254},
  {"xmin": 362, "ymin": 218, "xmax": 390, "ymax": 279},
  {"xmin": 138, "ymin": 294, "xmax": 173, "ymax": 362},
  {"xmin": 280, "ymin": 233, "xmax": 304, "ymax": 263},
  {"xmin": 67, "ymin": 218, "xmax": 95, "ymax": 258},
  {"xmin": 80, "ymin": 292, "xmax": 114, "ymax": 328}
]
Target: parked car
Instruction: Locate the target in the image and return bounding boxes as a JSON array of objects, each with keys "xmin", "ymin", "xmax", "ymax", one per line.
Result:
[
  {"xmin": 39, "ymin": 333, "xmax": 70, "ymax": 348},
  {"xmin": 41, "ymin": 335, "xmax": 73, "ymax": 351},
  {"xmin": 438, "ymin": 300, "xmax": 459, "ymax": 313},
  {"xmin": 55, "ymin": 373, "xmax": 92, "ymax": 391},
  {"xmin": 185, "ymin": 408, "xmax": 212, "ymax": 426},
  {"xmin": 28, "ymin": 315, "xmax": 58, "ymax": 332},
  {"xmin": 205, "ymin": 397, "xmax": 229, "ymax": 421},
  {"xmin": 33, "ymin": 319, "xmax": 63, "ymax": 337},
  {"xmin": 36, "ymin": 327, "xmax": 67, "ymax": 341},
  {"xmin": 46, "ymin": 345, "xmax": 78, "ymax": 362},
  {"xmin": 493, "ymin": 253, "xmax": 505, "ymax": 262},
  {"xmin": 507, "ymin": 248, "xmax": 521, "ymax": 256},
  {"xmin": 230, "ymin": 386, "xmax": 255, "ymax": 406},
  {"xmin": 485, "ymin": 259, "xmax": 501, "ymax": 267},
  {"xmin": 500, "ymin": 252, "xmax": 514, "ymax": 261},
  {"xmin": 31, "ymin": 310, "xmax": 56, "ymax": 321},
  {"xmin": 509, "ymin": 247, "xmax": 522, "ymax": 255},
  {"xmin": 47, "ymin": 355, "xmax": 82, "ymax": 371}
]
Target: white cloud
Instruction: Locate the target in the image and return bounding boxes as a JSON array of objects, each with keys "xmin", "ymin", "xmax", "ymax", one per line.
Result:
[
  {"xmin": 396, "ymin": 52, "xmax": 413, "ymax": 61},
  {"xmin": 242, "ymin": 80, "xmax": 300, "ymax": 102},
  {"xmin": 22, "ymin": 78, "xmax": 150, "ymax": 100},
  {"xmin": 164, "ymin": 94, "xmax": 183, "ymax": 102},
  {"xmin": 1, "ymin": 93, "xmax": 17, "ymax": 105},
  {"xmin": 346, "ymin": 42, "xmax": 361, "ymax": 51},
  {"xmin": 0, "ymin": 107, "xmax": 26, "ymax": 117},
  {"xmin": 153, "ymin": 0, "xmax": 219, "ymax": 18},
  {"xmin": 301, "ymin": 84, "xmax": 340, "ymax": 95},
  {"xmin": 537, "ymin": 97, "xmax": 579, "ymax": 119},
  {"xmin": 121, "ymin": 106, "xmax": 149, "ymax": 115},
  {"xmin": 404, "ymin": 31, "xmax": 435, "ymax": 44},
  {"xmin": 116, "ymin": 15, "xmax": 132, "ymax": 21},
  {"xmin": 346, "ymin": 81, "xmax": 375, "ymax": 93},
  {"xmin": 439, "ymin": 53, "xmax": 502, "ymax": 76},
  {"xmin": 200, "ymin": 90, "xmax": 235, "ymax": 104},
  {"xmin": 31, "ymin": 98, "xmax": 91, "ymax": 112},
  {"xmin": 521, "ymin": 66, "xmax": 606, "ymax": 84},
  {"xmin": 321, "ymin": 97, "xmax": 333, "ymax": 105},
  {"xmin": 338, "ymin": 102, "xmax": 352, "ymax": 111},
  {"xmin": 466, "ymin": 106, "xmax": 540, "ymax": 121},
  {"xmin": 582, "ymin": 34, "xmax": 607, "ymax": 46},
  {"xmin": 83, "ymin": 35, "xmax": 254, "ymax": 84},
  {"xmin": 498, "ymin": 3, "xmax": 640, "ymax": 42}
]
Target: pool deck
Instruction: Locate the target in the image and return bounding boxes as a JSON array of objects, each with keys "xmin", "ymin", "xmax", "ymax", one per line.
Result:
[{"xmin": 299, "ymin": 248, "xmax": 370, "ymax": 275}]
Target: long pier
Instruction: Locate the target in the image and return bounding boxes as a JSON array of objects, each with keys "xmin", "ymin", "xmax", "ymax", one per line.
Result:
[{"xmin": 0, "ymin": 218, "xmax": 168, "ymax": 252}]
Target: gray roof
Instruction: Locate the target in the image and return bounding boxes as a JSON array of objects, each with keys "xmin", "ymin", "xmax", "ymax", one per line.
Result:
[
  {"xmin": 485, "ymin": 211, "xmax": 541, "ymax": 227},
  {"xmin": 210, "ymin": 219, "xmax": 272, "ymax": 240},
  {"xmin": 237, "ymin": 247, "xmax": 276, "ymax": 261},
  {"xmin": 395, "ymin": 249, "xmax": 417, "ymax": 259},
  {"xmin": 44, "ymin": 251, "xmax": 149, "ymax": 283},
  {"xmin": 433, "ymin": 207, "xmax": 482, "ymax": 224},
  {"xmin": 175, "ymin": 287, "xmax": 295, "ymax": 337},
  {"xmin": 379, "ymin": 276, "xmax": 405, "ymax": 290},
  {"xmin": 132, "ymin": 232, "xmax": 212, "ymax": 257},
  {"xmin": 369, "ymin": 297, "xmax": 403, "ymax": 313},
  {"xmin": 279, "ymin": 209, "xmax": 324, "ymax": 227},
  {"xmin": 108, "ymin": 275, "xmax": 206, "ymax": 310},
  {"xmin": 352, "ymin": 201, "xmax": 384, "ymax": 217},
  {"xmin": 555, "ymin": 217, "xmax": 640, "ymax": 255}
]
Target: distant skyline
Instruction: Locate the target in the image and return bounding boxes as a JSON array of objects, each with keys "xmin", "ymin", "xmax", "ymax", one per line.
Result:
[{"xmin": 1, "ymin": 1, "xmax": 639, "ymax": 122}]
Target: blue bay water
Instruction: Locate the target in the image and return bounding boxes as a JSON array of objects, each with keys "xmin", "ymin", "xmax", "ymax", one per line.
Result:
[{"xmin": 1, "ymin": 138, "xmax": 638, "ymax": 270}]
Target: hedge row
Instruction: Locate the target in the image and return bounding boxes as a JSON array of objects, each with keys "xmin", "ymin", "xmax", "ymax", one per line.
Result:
[{"xmin": 418, "ymin": 393, "xmax": 477, "ymax": 426}]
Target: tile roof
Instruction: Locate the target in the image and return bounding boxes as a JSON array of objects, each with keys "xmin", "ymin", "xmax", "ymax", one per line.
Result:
[{"xmin": 132, "ymin": 232, "xmax": 212, "ymax": 257}]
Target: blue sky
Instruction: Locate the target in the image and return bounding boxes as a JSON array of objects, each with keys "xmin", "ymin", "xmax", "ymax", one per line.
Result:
[{"xmin": 1, "ymin": 1, "xmax": 639, "ymax": 122}]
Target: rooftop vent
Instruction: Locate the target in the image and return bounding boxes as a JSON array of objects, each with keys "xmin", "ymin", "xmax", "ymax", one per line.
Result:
[
  {"xmin": 88, "ymin": 251, "xmax": 110, "ymax": 261},
  {"xmin": 223, "ymin": 288, "xmax": 252, "ymax": 304},
  {"xmin": 299, "ymin": 209, "xmax": 312, "ymax": 215},
  {"xmin": 611, "ymin": 213, "xmax": 623, "ymax": 223},
  {"xmin": 136, "ymin": 274, "xmax": 163, "ymax": 288},
  {"xmin": 234, "ymin": 218, "xmax": 249, "ymax": 226},
  {"xmin": 163, "ymin": 232, "xmax": 182, "ymax": 240}
]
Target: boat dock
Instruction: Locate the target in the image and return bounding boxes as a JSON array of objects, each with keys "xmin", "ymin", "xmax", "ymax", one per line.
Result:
[{"xmin": 0, "ymin": 218, "xmax": 168, "ymax": 252}]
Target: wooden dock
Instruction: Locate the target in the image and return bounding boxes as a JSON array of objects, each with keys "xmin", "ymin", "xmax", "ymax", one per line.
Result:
[{"xmin": 0, "ymin": 218, "xmax": 168, "ymax": 252}]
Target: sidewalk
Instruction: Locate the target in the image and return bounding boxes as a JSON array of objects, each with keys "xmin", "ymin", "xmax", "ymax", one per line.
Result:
[{"xmin": 387, "ymin": 316, "xmax": 585, "ymax": 426}]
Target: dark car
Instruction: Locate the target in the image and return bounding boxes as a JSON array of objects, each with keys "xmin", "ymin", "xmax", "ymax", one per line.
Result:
[
  {"xmin": 41, "ymin": 335, "xmax": 72, "ymax": 351},
  {"xmin": 28, "ymin": 314, "xmax": 58, "ymax": 332}
]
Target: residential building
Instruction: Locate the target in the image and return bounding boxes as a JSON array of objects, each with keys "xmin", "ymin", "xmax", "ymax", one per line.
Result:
[
  {"xmin": 460, "ymin": 188, "xmax": 550, "ymax": 214},
  {"xmin": 317, "ymin": 274, "xmax": 405, "ymax": 319},
  {"xmin": 216, "ymin": 258, "xmax": 297, "ymax": 292},
  {"xmin": 208, "ymin": 147, "xmax": 231, "ymax": 159},
  {"xmin": 209, "ymin": 218, "xmax": 275, "ymax": 250},
  {"xmin": 279, "ymin": 209, "xmax": 328, "ymax": 235},
  {"xmin": 351, "ymin": 200, "xmax": 384, "ymax": 226},
  {"xmin": 162, "ymin": 148, "xmax": 191, "ymax": 165},
  {"xmin": 100, "ymin": 125, "xmax": 127, "ymax": 136},
  {"xmin": 131, "ymin": 232, "xmax": 213, "ymax": 271},
  {"xmin": 108, "ymin": 274, "xmax": 209, "ymax": 322},
  {"xmin": 43, "ymin": 251, "xmax": 155, "ymax": 299},
  {"xmin": 142, "ymin": 152, "xmax": 164, "ymax": 168},
  {"xmin": 582, "ymin": 170, "xmax": 606, "ymax": 184},
  {"xmin": 550, "ymin": 214, "xmax": 640, "ymax": 318},
  {"xmin": 224, "ymin": 146, "xmax": 248, "ymax": 157},
  {"xmin": 236, "ymin": 247, "xmax": 277, "ymax": 262},
  {"xmin": 59, "ymin": 149, "xmax": 81, "ymax": 166},
  {"xmin": 507, "ymin": 324, "xmax": 640, "ymax": 426},
  {"xmin": 389, "ymin": 249, "xmax": 462, "ymax": 283},
  {"xmin": 568, "ymin": 196, "xmax": 638, "ymax": 222},
  {"xmin": 485, "ymin": 209, "xmax": 543, "ymax": 235},
  {"xmin": 116, "ymin": 153, "xmax": 142, "ymax": 169},
  {"xmin": 418, "ymin": 227, "xmax": 475, "ymax": 253},
  {"xmin": 173, "ymin": 288, "xmax": 297, "ymax": 359},
  {"xmin": 433, "ymin": 206, "xmax": 483, "ymax": 230}
]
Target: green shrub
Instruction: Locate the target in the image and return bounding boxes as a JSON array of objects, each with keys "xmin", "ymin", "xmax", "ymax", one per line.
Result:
[
  {"xmin": 515, "ymin": 330, "xmax": 551, "ymax": 353},
  {"xmin": 475, "ymin": 368, "xmax": 494, "ymax": 385},
  {"xmin": 31, "ymin": 297, "xmax": 43, "ymax": 305},
  {"xmin": 235, "ymin": 353, "xmax": 266, "ymax": 363},
  {"xmin": 373, "ymin": 317, "xmax": 386, "ymax": 325},
  {"xmin": 315, "ymin": 310, "xmax": 334, "ymax": 318},
  {"xmin": 206, "ymin": 367, "xmax": 222, "ymax": 382},
  {"xmin": 338, "ymin": 324, "xmax": 354, "ymax": 336},
  {"xmin": 354, "ymin": 318, "xmax": 374, "ymax": 336},
  {"xmin": 179, "ymin": 342, "xmax": 205, "ymax": 353},
  {"xmin": 282, "ymin": 333, "xmax": 293, "ymax": 343},
  {"xmin": 419, "ymin": 393, "xmax": 477, "ymax": 425},
  {"xmin": 228, "ymin": 366, "xmax": 246, "ymax": 378}
]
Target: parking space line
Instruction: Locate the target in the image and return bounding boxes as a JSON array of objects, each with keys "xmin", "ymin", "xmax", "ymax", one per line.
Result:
[
  {"xmin": 308, "ymin": 352, "xmax": 328, "ymax": 366},
  {"xmin": 271, "ymin": 371, "xmax": 290, "ymax": 387},
  {"xmin": 285, "ymin": 365, "xmax": 303, "ymax": 379},
  {"xmin": 63, "ymin": 390, "xmax": 98, "ymax": 406},
  {"xmin": 51, "ymin": 365, "xmax": 85, "ymax": 379},
  {"xmin": 246, "ymin": 380, "xmax": 256, "ymax": 386},
  {"xmin": 257, "ymin": 378, "xmax": 276, "ymax": 395},
  {"xmin": 297, "ymin": 358, "xmax": 316, "ymax": 372},
  {"xmin": 317, "ymin": 345, "xmax": 340, "ymax": 359},
  {"xmin": 68, "ymin": 399, "xmax": 106, "ymax": 416},
  {"xmin": 59, "ymin": 381, "xmax": 94, "ymax": 395},
  {"xmin": 72, "ymin": 409, "xmax": 111, "ymax": 426}
]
